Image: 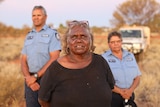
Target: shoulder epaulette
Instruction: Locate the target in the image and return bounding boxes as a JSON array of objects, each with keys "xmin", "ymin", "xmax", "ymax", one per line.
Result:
[
  {"xmin": 27, "ymin": 31, "xmax": 31, "ymax": 34},
  {"xmin": 27, "ymin": 29, "xmax": 33, "ymax": 34},
  {"xmin": 51, "ymin": 28, "xmax": 58, "ymax": 32},
  {"xmin": 48, "ymin": 26, "xmax": 56, "ymax": 30}
]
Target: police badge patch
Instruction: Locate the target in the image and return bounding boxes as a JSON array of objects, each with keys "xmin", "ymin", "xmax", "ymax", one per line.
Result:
[
  {"xmin": 42, "ymin": 34, "xmax": 49, "ymax": 37},
  {"xmin": 108, "ymin": 59, "xmax": 116, "ymax": 63},
  {"xmin": 126, "ymin": 57, "xmax": 133, "ymax": 61},
  {"xmin": 27, "ymin": 36, "xmax": 33, "ymax": 40},
  {"xmin": 55, "ymin": 33, "xmax": 60, "ymax": 40}
]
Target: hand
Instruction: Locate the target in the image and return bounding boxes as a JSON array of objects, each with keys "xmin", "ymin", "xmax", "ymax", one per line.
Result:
[
  {"xmin": 121, "ymin": 89, "xmax": 133, "ymax": 99},
  {"xmin": 124, "ymin": 89, "xmax": 133, "ymax": 99},
  {"xmin": 25, "ymin": 75, "xmax": 37, "ymax": 87},
  {"xmin": 38, "ymin": 99, "xmax": 50, "ymax": 107},
  {"xmin": 30, "ymin": 82, "xmax": 40, "ymax": 91}
]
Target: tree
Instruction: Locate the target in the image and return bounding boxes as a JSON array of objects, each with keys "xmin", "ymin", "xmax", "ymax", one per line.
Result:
[
  {"xmin": 57, "ymin": 23, "xmax": 67, "ymax": 35},
  {"xmin": 0, "ymin": 0, "xmax": 4, "ymax": 3},
  {"xmin": 91, "ymin": 26, "xmax": 106, "ymax": 35},
  {"xmin": 147, "ymin": 14, "xmax": 160, "ymax": 32},
  {"xmin": 110, "ymin": 0, "xmax": 160, "ymax": 29}
]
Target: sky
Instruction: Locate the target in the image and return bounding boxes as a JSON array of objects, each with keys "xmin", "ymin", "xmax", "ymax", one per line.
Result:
[{"xmin": 0, "ymin": 0, "xmax": 160, "ymax": 28}]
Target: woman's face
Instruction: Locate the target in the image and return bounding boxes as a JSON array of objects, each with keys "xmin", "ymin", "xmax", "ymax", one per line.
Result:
[
  {"xmin": 108, "ymin": 36, "xmax": 122, "ymax": 52},
  {"xmin": 67, "ymin": 25, "xmax": 91, "ymax": 55}
]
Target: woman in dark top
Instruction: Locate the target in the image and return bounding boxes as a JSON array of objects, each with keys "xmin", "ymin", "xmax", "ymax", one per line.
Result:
[{"xmin": 38, "ymin": 20, "xmax": 115, "ymax": 107}]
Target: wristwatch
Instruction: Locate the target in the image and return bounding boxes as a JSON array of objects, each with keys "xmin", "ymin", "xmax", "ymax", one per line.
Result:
[{"xmin": 33, "ymin": 73, "xmax": 39, "ymax": 79}]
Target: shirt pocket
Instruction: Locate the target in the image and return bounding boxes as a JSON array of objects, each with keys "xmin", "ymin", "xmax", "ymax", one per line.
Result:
[
  {"xmin": 24, "ymin": 39, "xmax": 34, "ymax": 55},
  {"xmin": 125, "ymin": 61, "xmax": 137, "ymax": 68},
  {"xmin": 125, "ymin": 61, "xmax": 138, "ymax": 78},
  {"xmin": 37, "ymin": 37, "xmax": 50, "ymax": 53},
  {"xmin": 108, "ymin": 63, "xmax": 122, "ymax": 82},
  {"xmin": 24, "ymin": 39, "xmax": 34, "ymax": 46}
]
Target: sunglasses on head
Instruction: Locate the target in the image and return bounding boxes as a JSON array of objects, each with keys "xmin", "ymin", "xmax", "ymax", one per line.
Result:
[{"xmin": 67, "ymin": 20, "xmax": 89, "ymax": 28}]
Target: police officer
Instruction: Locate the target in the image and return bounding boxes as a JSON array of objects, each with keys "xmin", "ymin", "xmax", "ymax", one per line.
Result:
[
  {"xmin": 21, "ymin": 5, "xmax": 61, "ymax": 107},
  {"xmin": 102, "ymin": 31, "xmax": 141, "ymax": 107}
]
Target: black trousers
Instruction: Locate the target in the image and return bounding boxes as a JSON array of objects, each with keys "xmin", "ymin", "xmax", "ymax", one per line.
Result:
[{"xmin": 111, "ymin": 92, "xmax": 135, "ymax": 107}]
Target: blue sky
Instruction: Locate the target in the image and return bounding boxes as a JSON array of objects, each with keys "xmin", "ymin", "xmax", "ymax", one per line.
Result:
[{"xmin": 0, "ymin": 0, "xmax": 160, "ymax": 28}]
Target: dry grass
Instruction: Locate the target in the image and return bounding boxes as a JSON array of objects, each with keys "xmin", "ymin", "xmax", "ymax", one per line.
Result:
[
  {"xmin": 0, "ymin": 35, "xmax": 160, "ymax": 107},
  {"xmin": 0, "ymin": 61, "xmax": 24, "ymax": 107},
  {"xmin": 94, "ymin": 35, "xmax": 109, "ymax": 54},
  {"xmin": 135, "ymin": 37, "xmax": 160, "ymax": 107},
  {"xmin": 0, "ymin": 37, "xmax": 24, "ymax": 61}
]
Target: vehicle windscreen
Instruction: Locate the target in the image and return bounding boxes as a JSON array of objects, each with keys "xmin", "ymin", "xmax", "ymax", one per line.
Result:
[{"xmin": 120, "ymin": 30, "xmax": 141, "ymax": 38}]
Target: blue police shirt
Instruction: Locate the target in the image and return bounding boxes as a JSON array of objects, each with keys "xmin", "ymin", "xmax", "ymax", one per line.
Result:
[
  {"xmin": 21, "ymin": 25, "xmax": 61, "ymax": 73},
  {"xmin": 102, "ymin": 49, "xmax": 141, "ymax": 89}
]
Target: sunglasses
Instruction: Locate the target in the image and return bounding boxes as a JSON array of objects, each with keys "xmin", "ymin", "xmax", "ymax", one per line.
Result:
[{"xmin": 67, "ymin": 20, "xmax": 89, "ymax": 28}]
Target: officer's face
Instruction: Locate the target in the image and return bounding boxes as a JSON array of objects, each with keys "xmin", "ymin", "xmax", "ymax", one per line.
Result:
[
  {"xmin": 32, "ymin": 9, "xmax": 47, "ymax": 27},
  {"xmin": 109, "ymin": 36, "xmax": 122, "ymax": 52}
]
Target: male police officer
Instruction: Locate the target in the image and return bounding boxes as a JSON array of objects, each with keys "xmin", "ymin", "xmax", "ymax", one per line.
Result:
[{"xmin": 21, "ymin": 5, "xmax": 61, "ymax": 107}]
